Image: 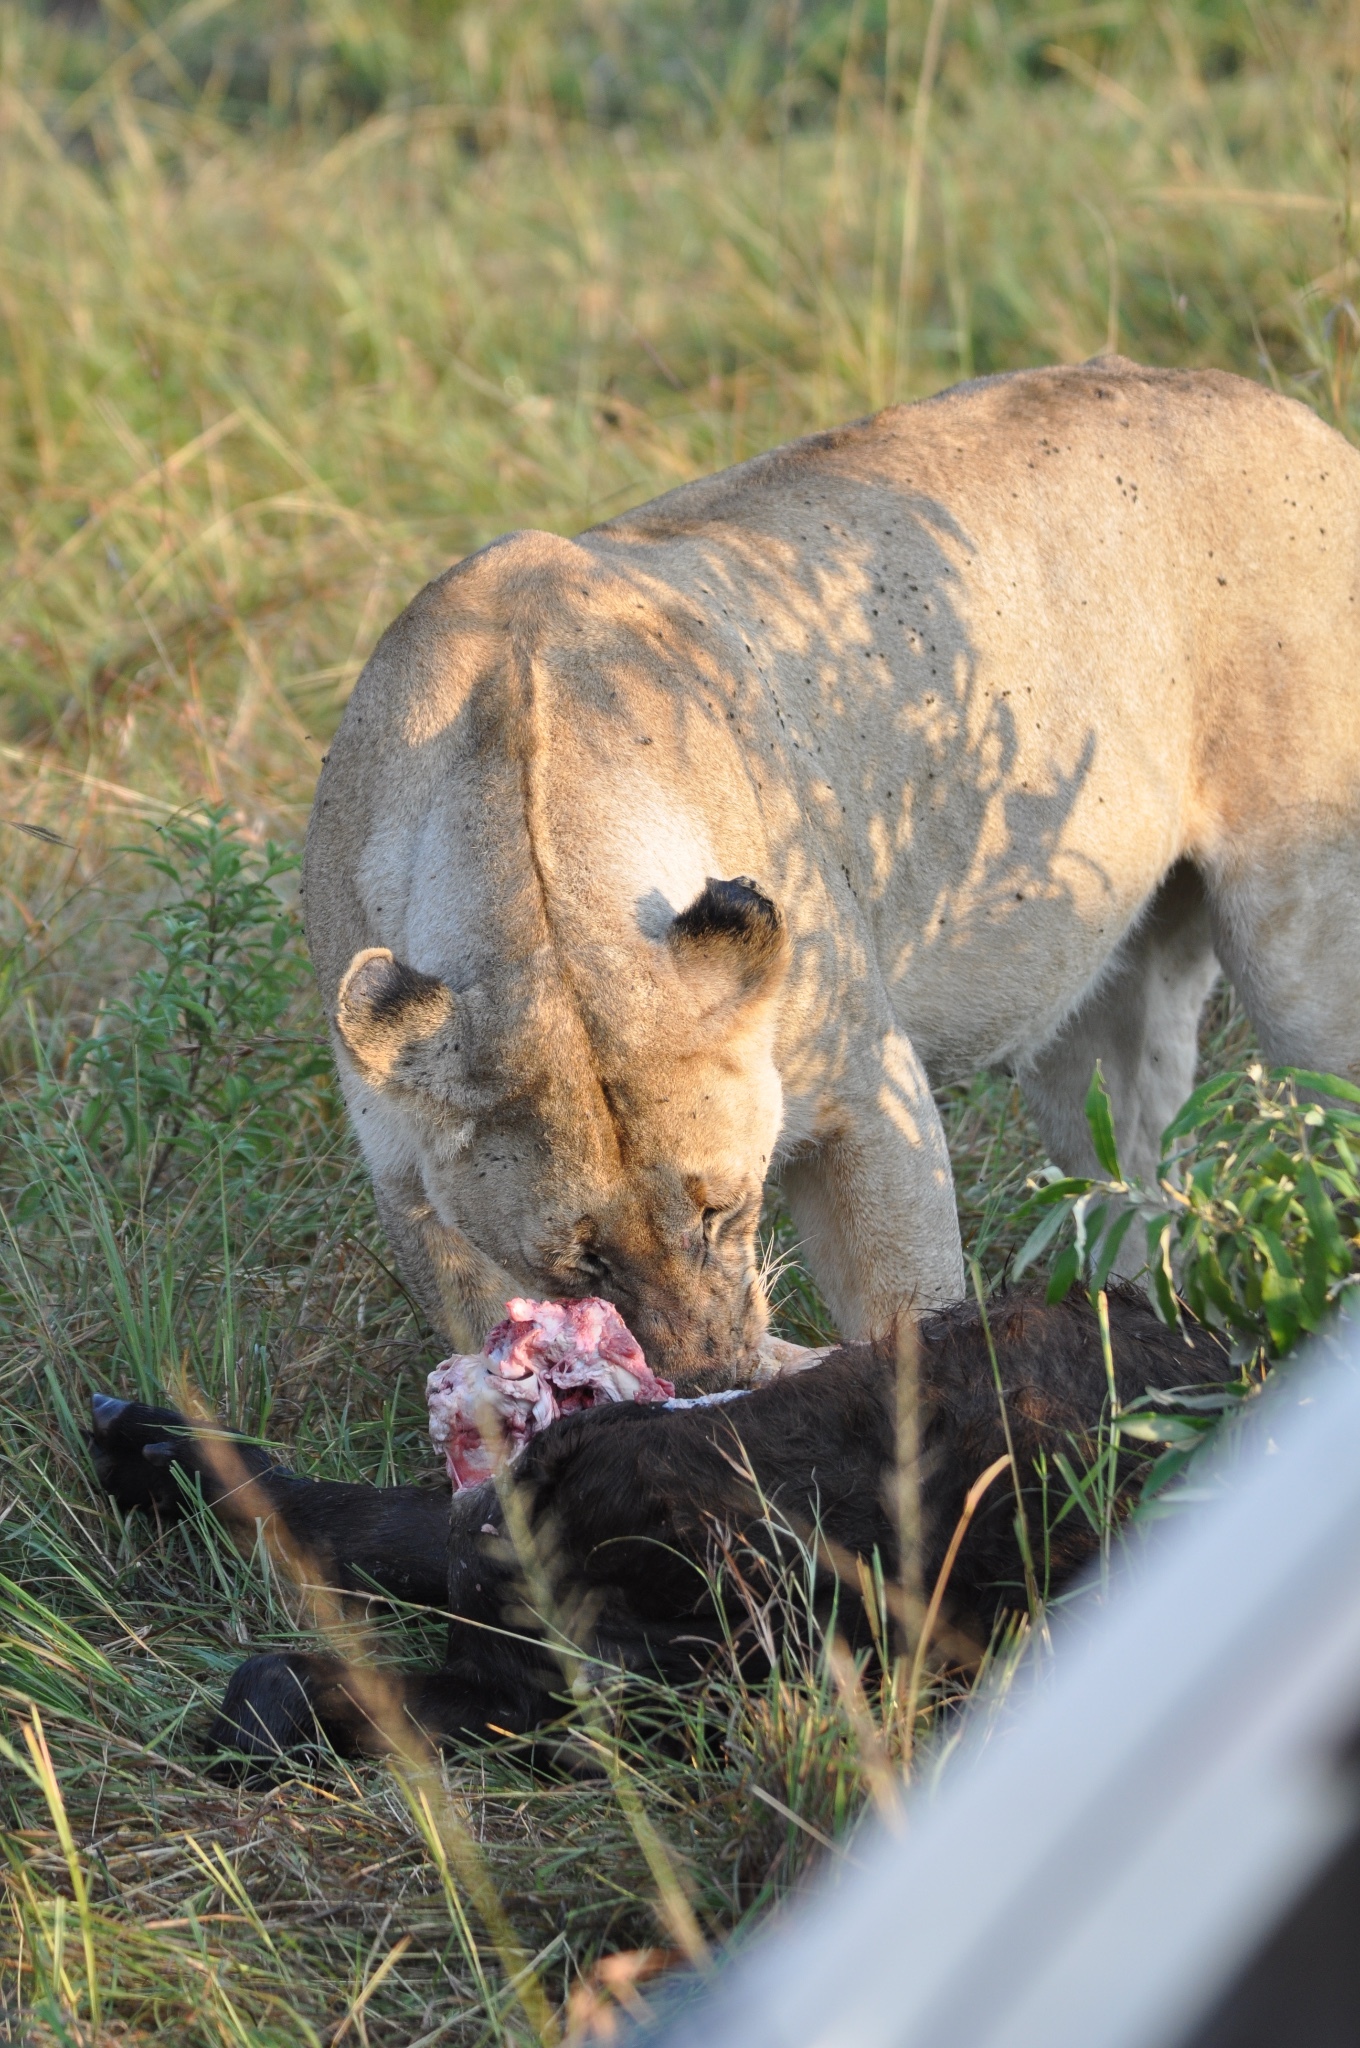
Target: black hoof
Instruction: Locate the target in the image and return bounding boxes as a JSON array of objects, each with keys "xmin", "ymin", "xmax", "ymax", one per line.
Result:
[
  {"xmin": 87, "ymin": 1391, "xmax": 197, "ymax": 1517},
  {"xmin": 207, "ymin": 1652, "xmax": 345, "ymax": 1780},
  {"xmin": 90, "ymin": 1392, "xmax": 130, "ymax": 1436}
]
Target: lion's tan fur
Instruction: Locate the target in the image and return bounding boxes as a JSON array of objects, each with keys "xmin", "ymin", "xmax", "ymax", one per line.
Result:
[{"xmin": 304, "ymin": 359, "xmax": 1360, "ymax": 1385}]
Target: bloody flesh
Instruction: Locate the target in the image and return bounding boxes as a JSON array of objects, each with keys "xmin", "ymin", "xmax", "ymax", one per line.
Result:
[{"xmin": 427, "ymin": 1296, "xmax": 675, "ymax": 1489}]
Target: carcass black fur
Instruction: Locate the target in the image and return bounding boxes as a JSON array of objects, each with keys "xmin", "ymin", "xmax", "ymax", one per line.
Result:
[{"xmin": 87, "ymin": 1284, "xmax": 1231, "ymax": 1770}]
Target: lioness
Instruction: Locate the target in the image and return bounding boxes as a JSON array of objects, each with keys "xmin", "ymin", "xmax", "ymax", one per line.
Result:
[{"xmin": 305, "ymin": 357, "xmax": 1360, "ymax": 1386}]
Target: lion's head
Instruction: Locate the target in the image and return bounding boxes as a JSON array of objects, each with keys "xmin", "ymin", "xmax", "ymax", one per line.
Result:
[{"xmin": 332, "ymin": 876, "xmax": 789, "ymax": 1390}]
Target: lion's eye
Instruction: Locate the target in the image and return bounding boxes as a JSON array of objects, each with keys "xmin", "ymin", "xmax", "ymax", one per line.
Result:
[{"xmin": 578, "ymin": 1245, "xmax": 612, "ymax": 1285}]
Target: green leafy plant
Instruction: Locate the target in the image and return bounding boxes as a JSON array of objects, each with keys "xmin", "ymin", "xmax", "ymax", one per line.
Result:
[
  {"xmin": 54, "ymin": 808, "xmax": 331, "ymax": 1195},
  {"xmin": 1010, "ymin": 1062, "xmax": 1360, "ymax": 1506},
  {"xmin": 1015, "ymin": 1062, "xmax": 1360, "ymax": 1362}
]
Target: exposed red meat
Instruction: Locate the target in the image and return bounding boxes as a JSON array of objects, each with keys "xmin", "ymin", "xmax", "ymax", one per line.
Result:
[{"xmin": 426, "ymin": 1296, "xmax": 676, "ymax": 1490}]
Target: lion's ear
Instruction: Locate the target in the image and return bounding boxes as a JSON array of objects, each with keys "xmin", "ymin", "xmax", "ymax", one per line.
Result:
[
  {"xmin": 336, "ymin": 947, "xmax": 456, "ymax": 1079},
  {"xmin": 668, "ymin": 877, "xmax": 788, "ymax": 1015}
]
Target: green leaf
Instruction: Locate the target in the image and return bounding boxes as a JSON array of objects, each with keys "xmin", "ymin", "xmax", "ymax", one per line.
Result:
[
  {"xmin": 1052, "ymin": 1449, "xmax": 1105, "ymax": 1535},
  {"xmin": 1147, "ymin": 1217, "xmax": 1181, "ymax": 1329},
  {"xmin": 1159, "ymin": 1072, "xmax": 1240, "ymax": 1152},
  {"xmin": 1252, "ymin": 1229, "xmax": 1304, "ymax": 1350},
  {"xmin": 1259, "ymin": 1285, "xmax": 1303, "ymax": 1352},
  {"xmin": 1046, "ymin": 1242, "xmax": 1081, "ymax": 1304},
  {"xmin": 1298, "ymin": 1159, "xmax": 1349, "ymax": 1274},
  {"xmin": 1090, "ymin": 1203, "xmax": 1138, "ymax": 1294},
  {"xmin": 1299, "ymin": 1225, "xmax": 1331, "ymax": 1327},
  {"xmin": 1084, "ymin": 1062, "xmax": 1122, "ymax": 1180},
  {"xmin": 1277, "ymin": 1068, "xmax": 1360, "ymax": 1109},
  {"xmin": 1252, "ymin": 1224, "xmax": 1297, "ymax": 1279},
  {"xmin": 1012, "ymin": 1198, "xmax": 1075, "ymax": 1279},
  {"xmin": 1117, "ymin": 1412, "xmax": 1210, "ymax": 1447},
  {"xmin": 1192, "ymin": 1253, "xmax": 1240, "ymax": 1325},
  {"xmin": 1138, "ymin": 1445, "xmax": 1203, "ymax": 1504},
  {"xmin": 1031, "ymin": 1177, "xmax": 1103, "ymax": 1205}
]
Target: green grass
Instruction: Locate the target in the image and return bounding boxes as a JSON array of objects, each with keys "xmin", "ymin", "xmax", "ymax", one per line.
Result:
[{"xmin": 4, "ymin": 2, "xmax": 1360, "ymax": 2039}]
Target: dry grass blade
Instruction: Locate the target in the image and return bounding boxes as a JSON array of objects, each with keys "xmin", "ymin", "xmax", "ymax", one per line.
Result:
[
  {"xmin": 902, "ymin": 1453, "xmax": 1013, "ymax": 1758},
  {"xmin": 330, "ymin": 1933, "xmax": 413, "ymax": 2045},
  {"xmin": 13, "ymin": 1708, "xmax": 102, "ymax": 2030}
]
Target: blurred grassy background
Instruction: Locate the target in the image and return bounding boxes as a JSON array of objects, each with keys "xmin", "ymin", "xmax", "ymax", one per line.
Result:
[
  {"xmin": 5, "ymin": 0, "xmax": 1359, "ymax": 827},
  {"xmin": 0, "ymin": 1, "xmax": 1351, "ymax": 2038}
]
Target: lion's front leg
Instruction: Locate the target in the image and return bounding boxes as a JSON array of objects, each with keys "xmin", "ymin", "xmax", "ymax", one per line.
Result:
[
  {"xmin": 779, "ymin": 1029, "xmax": 964, "ymax": 1339},
  {"xmin": 373, "ymin": 1176, "xmax": 516, "ymax": 1353}
]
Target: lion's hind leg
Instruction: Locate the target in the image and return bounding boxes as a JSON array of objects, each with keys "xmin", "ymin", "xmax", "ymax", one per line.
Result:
[
  {"xmin": 1205, "ymin": 824, "xmax": 1360, "ymax": 1085},
  {"xmin": 1015, "ymin": 860, "xmax": 1220, "ymax": 1192}
]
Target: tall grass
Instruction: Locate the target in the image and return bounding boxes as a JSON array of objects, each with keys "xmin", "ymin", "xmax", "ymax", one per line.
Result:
[
  {"xmin": 4, "ymin": 2, "xmax": 1360, "ymax": 2039},
  {"xmin": 4, "ymin": 0, "xmax": 1360, "ymax": 846}
]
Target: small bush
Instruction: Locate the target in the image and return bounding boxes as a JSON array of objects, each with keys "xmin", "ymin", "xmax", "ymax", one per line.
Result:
[
  {"xmin": 1015, "ymin": 1063, "xmax": 1360, "ymax": 1362},
  {"xmin": 1009, "ymin": 1063, "xmax": 1360, "ymax": 1506},
  {"xmin": 59, "ymin": 808, "xmax": 331, "ymax": 1193}
]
